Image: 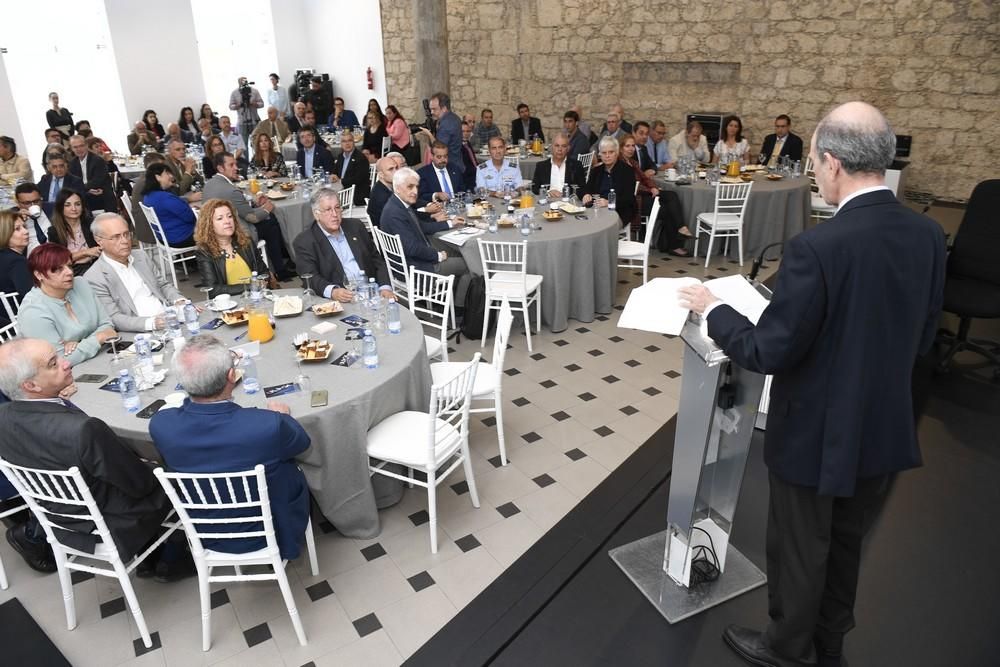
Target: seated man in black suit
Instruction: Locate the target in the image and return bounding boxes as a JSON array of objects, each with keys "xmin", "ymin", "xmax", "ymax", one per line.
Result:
[
  {"xmin": 367, "ymin": 155, "xmax": 399, "ymax": 228},
  {"xmin": 759, "ymin": 114, "xmax": 803, "ymax": 166},
  {"xmin": 582, "ymin": 136, "xmax": 637, "ymax": 228},
  {"xmin": 294, "ymin": 188, "xmax": 393, "ymax": 302},
  {"xmin": 531, "ymin": 131, "xmax": 586, "ymax": 197},
  {"xmin": 67, "ymin": 134, "xmax": 113, "ymax": 213},
  {"xmin": 37, "ymin": 151, "xmax": 85, "ymax": 217},
  {"xmin": 330, "ymin": 132, "xmax": 371, "ymax": 206},
  {"xmin": 379, "ymin": 167, "xmax": 470, "ymax": 303},
  {"xmin": 510, "ymin": 103, "xmax": 544, "ymax": 143},
  {"xmin": 295, "ymin": 127, "xmax": 335, "ymax": 179},
  {"xmin": 0, "ymin": 338, "xmax": 178, "ymax": 577},
  {"xmin": 417, "ymin": 141, "xmax": 465, "ymax": 207}
]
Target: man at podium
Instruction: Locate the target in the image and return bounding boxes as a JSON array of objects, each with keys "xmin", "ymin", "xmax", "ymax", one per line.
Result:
[{"xmin": 680, "ymin": 101, "xmax": 945, "ymax": 667}]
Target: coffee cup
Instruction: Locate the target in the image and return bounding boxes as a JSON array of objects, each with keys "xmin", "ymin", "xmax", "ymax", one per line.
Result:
[
  {"xmin": 666, "ymin": 168, "xmax": 678, "ymax": 180},
  {"xmin": 213, "ymin": 294, "xmax": 235, "ymax": 309}
]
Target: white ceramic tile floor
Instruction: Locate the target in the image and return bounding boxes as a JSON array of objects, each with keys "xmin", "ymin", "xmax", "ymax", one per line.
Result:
[{"xmin": 0, "ymin": 249, "xmax": 781, "ymax": 666}]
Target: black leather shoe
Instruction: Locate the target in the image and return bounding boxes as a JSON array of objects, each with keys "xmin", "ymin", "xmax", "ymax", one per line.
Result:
[
  {"xmin": 723, "ymin": 625, "xmax": 816, "ymax": 667},
  {"xmin": 153, "ymin": 553, "xmax": 197, "ymax": 583},
  {"xmin": 6, "ymin": 524, "xmax": 56, "ymax": 573}
]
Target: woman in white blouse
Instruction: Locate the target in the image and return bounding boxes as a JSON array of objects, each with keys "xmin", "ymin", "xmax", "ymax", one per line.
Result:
[{"xmin": 713, "ymin": 115, "xmax": 750, "ymax": 164}]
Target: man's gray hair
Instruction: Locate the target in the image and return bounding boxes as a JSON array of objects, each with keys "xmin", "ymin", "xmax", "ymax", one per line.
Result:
[
  {"xmin": 167, "ymin": 138, "xmax": 185, "ymax": 150},
  {"xmin": 0, "ymin": 339, "xmax": 38, "ymax": 400},
  {"xmin": 91, "ymin": 211, "xmax": 126, "ymax": 239},
  {"xmin": 814, "ymin": 106, "xmax": 895, "ymax": 175},
  {"xmin": 310, "ymin": 187, "xmax": 341, "ymax": 214},
  {"xmin": 392, "ymin": 167, "xmax": 419, "ymax": 192},
  {"xmin": 551, "ymin": 130, "xmax": 570, "ymax": 143},
  {"xmin": 171, "ymin": 334, "xmax": 233, "ymax": 399},
  {"xmin": 385, "ymin": 151, "xmax": 405, "ymax": 161},
  {"xmin": 598, "ymin": 136, "xmax": 620, "ymax": 154}
]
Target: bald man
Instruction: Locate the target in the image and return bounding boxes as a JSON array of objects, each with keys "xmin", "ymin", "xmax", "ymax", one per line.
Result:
[
  {"xmin": 680, "ymin": 102, "xmax": 945, "ymax": 667},
  {"xmin": 367, "ymin": 156, "xmax": 400, "ymax": 227}
]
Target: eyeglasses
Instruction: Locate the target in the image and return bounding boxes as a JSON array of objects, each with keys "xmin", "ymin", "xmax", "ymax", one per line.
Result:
[{"xmin": 98, "ymin": 231, "xmax": 132, "ymax": 243}]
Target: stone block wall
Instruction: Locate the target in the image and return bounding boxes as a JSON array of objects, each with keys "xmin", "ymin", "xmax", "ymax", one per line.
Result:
[{"xmin": 381, "ymin": 0, "xmax": 999, "ymax": 201}]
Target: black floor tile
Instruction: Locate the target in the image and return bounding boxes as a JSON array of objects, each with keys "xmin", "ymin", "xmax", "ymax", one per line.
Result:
[
  {"xmin": 496, "ymin": 502, "xmax": 521, "ymax": 518},
  {"xmin": 244, "ymin": 622, "xmax": 272, "ymax": 648},
  {"xmin": 353, "ymin": 612, "xmax": 382, "ymax": 638},
  {"xmin": 594, "ymin": 425, "xmax": 615, "ymax": 437},
  {"xmin": 361, "ymin": 543, "xmax": 386, "ymax": 561},
  {"xmin": 100, "ymin": 596, "xmax": 125, "ymax": 619},
  {"xmin": 539, "ymin": 379, "xmax": 557, "ymax": 389},
  {"xmin": 451, "ymin": 480, "xmax": 470, "ymax": 495},
  {"xmin": 575, "ymin": 327, "xmax": 590, "ymax": 333},
  {"xmin": 512, "ymin": 397, "xmax": 531, "ymax": 407},
  {"xmin": 522, "ymin": 431, "xmax": 542, "ymax": 444},
  {"xmin": 602, "ymin": 375, "xmax": 620, "ymax": 384},
  {"xmin": 619, "ymin": 405, "xmax": 639, "ymax": 416},
  {"xmin": 530, "ymin": 353, "xmax": 546, "ymax": 360},
  {"xmin": 409, "ymin": 510, "xmax": 430, "ymax": 527},
  {"xmin": 533, "ymin": 473, "xmax": 556, "ymax": 488},
  {"xmin": 578, "ymin": 392, "xmax": 597, "ymax": 401},
  {"xmin": 587, "ymin": 349, "xmax": 604, "ymax": 357},
  {"xmin": 565, "ymin": 363, "xmax": 582, "ymax": 372},
  {"xmin": 554, "ymin": 339, "xmax": 569, "ymax": 347},
  {"xmin": 211, "ymin": 588, "xmax": 230, "ymax": 609},
  {"xmin": 71, "ymin": 571, "xmax": 94, "ymax": 585},
  {"xmin": 482, "ymin": 416, "xmax": 497, "ymax": 427},
  {"xmin": 319, "ymin": 519, "xmax": 337, "ymax": 534},
  {"xmin": 487, "ymin": 454, "xmax": 504, "ymax": 468},
  {"xmin": 624, "ymin": 359, "xmax": 641, "ymax": 367},
  {"xmin": 306, "ymin": 580, "xmax": 334, "ymax": 602},
  {"xmin": 455, "ymin": 534, "xmax": 481, "ymax": 552},
  {"xmin": 133, "ymin": 631, "xmax": 162, "ymax": 657},
  {"xmin": 564, "ymin": 448, "xmax": 587, "ymax": 461},
  {"xmin": 644, "ymin": 345, "xmax": 661, "ymax": 353},
  {"xmin": 408, "ymin": 571, "xmax": 435, "ymax": 593},
  {"xmin": 664, "ymin": 370, "xmax": 681, "ymax": 378},
  {"xmin": 504, "ymin": 368, "xmax": 521, "ymax": 376},
  {"xmin": 551, "ymin": 410, "xmax": 571, "ymax": 421},
  {"xmin": 608, "ymin": 335, "xmax": 624, "ymax": 343},
  {"xmin": 643, "ymin": 387, "xmax": 662, "ymax": 396}
]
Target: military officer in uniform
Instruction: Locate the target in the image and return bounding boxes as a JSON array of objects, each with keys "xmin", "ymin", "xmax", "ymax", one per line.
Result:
[{"xmin": 475, "ymin": 136, "xmax": 523, "ymax": 194}]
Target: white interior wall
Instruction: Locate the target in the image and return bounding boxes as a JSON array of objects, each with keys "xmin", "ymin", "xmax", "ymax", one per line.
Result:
[{"xmin": 0, "ymin": 58, "xmax": 26, "ymax": 166}]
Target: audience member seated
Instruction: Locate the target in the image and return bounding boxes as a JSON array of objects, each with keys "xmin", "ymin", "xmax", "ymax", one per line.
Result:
[
  {"xmin": 361, "ymin": 112, "xmax": 389, "ymax": 163},
  {"xmin": 129, "ymin": 152, "xmax": 163, "ymax": 240},
  {"xmin": 18, "ymin": 244, "xmax": 117, "ymax": 365},
  {"xmin": 194, "ymin": 199, "xmax": 267, "ymax": 297},
  {"xmin": 384, "ymin": 104, "xmax": 411, "ymax": 154},
  {"xmin": 476, "ymin": 136, "xmax": 522, "ymax": 193},
  {"xmin": 142, "ymin": 164, "xmax": 197, "ymax": 247},
  {"xmin": 162, "ymin": 122, "xmax": 195, "ymax": 150},
  {"xmin": 142, "ymin": 109, "xmax": 165, "ymax": 140},
  {"xmin": 297, "ymin": 110, "xmax": 329, "ymax": 149},
  {"xmin": 759, "ymin": 114, "xmax": 803, "ymax": 166},
  {"xmin": 630, "ymin": 121, "xmax": 655, "ymax": 174},
  {"xmin": 127, "ymin": 121, "xmax": 159, "ymax": 156},
  {"xmin": 68, "ymin": 134, "xmax": 113, "ymax": 213},
  {"xmin": 74, "ymin": 120, "xmax": 93, "ymax": 139},
  {"xmin": 669, "ymin": 120, "xmax": 711, "ymax": 163},
  {"xmin": 41, "ymin": 128, "xmax": 66, "ymax": 169},
  {"xmin": 620, "ymin": 132, "xmax": 661, "ymax": 234},
  {"xmin": 198, "ymin": 103, "xmax": 220, "ymax": 131},
  {"xmin": 252, "ymin": 106, "xmax": 291, "ymax": 146},
  {"xmin": 0, "ymin": 210, "xmax": 31, "ymax": 328},
  {"xmin": 294, "ymin": 188, "xmax": 392, "ymax": 302},
  {"xmin": 296, "ymin": 127, "xmax": 335, "ymax": 179},
  {"xmin": 196, "ymin": 118, "xmax": 217, "ymax": 146},
  {"xmin": 327, "ymin": 96, "xmax": 359, "ymax": 130},
  {"xmin": 582, "ymin": 136, "xmax": 637, "ymax": 228},
  {"xmin": 218, "ymin": 116, "xmax": 246, "ymax": 162},
  {"xmin": 713, "ymin": 114, "xmax": 750, "ymax": 164},
  {"xmin": 331, "ymin": 133, "xmax": 371, "ymax": 205},
  {"xmin": 0, "ymin": 136, "xmax": 34, "ymax": 182},
  {"xmin": 418, "ymin": 141, "xmax": 465, "ymax": 206},
  {"xmin": 150, "ymin": 335, "xmax": 311, "ymax": 560},
  {"xmin": 472, "ymin": 108, "xmax": 502, "ymax": 151},
  {"xmin": 531, "ymin": 131, "xmax": 586, "ymax": 197},
  {"xmin": 593, "ymin": 111, "xmax": 625, "ymax": 150},
  {"xmin": 510, "ymin": 103, "xmax": 544, "ymax": 143},
  {"xmin": 38, "ymin": 150, "xmax": 85, "ymax": 216},
  {"xmin": 0, "ymin": 337, "xmax": 175, "ymax": 574},
  {"xmin": 84, "ymin": 213, "xmax": 183, "ymax": 333},
  {"xmin": 460, "ymin": 121, "xmax": 478, "ymax": 191},
  {"xmin": 380, "ymin": 167, "xmax": 469, "ymax": 301},
  {"xmin": 250, "ymin": 133, "xmax": 287, "ymax": 178},
  {"xmin": 202, "ymin": 153, "xmax": 294, "ymax": 280},
  {"xmin": 48, "ymin": 190, "xmax": 100, "ymax": 275},
  {"xmin": 562, "ymin": 110, "xmax": 591, "ymax": 162},
  {"xmin": 646, "ymin": 120, "xmax": 674, "ymax": 170},
  {"xmin": 569, "ymin": 104, "xmax": 594, "ymax": 140},
  {"xmin": 14, "ymin": 183, "xmax": 54, "ymax": 251},
  {"xmin": 202, "ymin": 135, "xmax": 226, "ymax": 179},
  {"xmin": 164, "ymin": 139, "xmax": 203, "ymax": 201},
  {"xmin": 287, "ymin": 101, "xmax": 308, "ymax": 135},
  {"xmin": 600, "ymin": 104, "xmax": 633, "ymax": 134},
  {"xmin": 367, "ymin": 98, "xmax": 385, "ymax": 124},
  {"xmin": 178, "ymin": 106, "xmax": 200, "ymax": 139},
  {"xmin": 367, "ymin": 156, "xmax": 399, "ymax": 228}
]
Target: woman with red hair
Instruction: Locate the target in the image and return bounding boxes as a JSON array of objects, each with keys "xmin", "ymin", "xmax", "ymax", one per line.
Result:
[{"xmin": 17, "ymin": 243, "xmax": 117, "ymax": 365}]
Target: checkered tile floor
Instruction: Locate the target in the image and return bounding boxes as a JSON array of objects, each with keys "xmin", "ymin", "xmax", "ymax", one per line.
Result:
[{"xmin": 0, "ymin": 250, "xmax": 779, "ymax": 666}]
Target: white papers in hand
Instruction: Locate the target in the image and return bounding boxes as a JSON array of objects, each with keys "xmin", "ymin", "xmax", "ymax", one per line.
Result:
[
  {"xmin": 703, "ymin": 275, "xmax": 769, "ymax": 324},
  {"xmin": 617, "ymin": 277, "xmax": 702, "ymax": 335}
]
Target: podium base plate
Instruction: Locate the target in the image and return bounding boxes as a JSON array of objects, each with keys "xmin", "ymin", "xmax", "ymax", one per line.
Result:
[{"xmin": 609, "ymin": 530, "xmax": 766, "ymax": 624}]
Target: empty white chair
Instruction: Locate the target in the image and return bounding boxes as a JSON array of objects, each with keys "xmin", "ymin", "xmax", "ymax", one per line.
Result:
[
  {"xmin": 373, "ymin": 227, "xmax": 411, "ymax": 306},
  {"xmin": 410, "ymin": 268, "xmax": 454, "ymax": 363},
  {"xmin": 360, "ymin": 198, "xmax": 376, "ymax": 239},
  {"xmin": 693, "ymin": 181, "xmax": 753, "ymax": 268},
  {"xmin": 618, "ymin": 196, "xmax": 661, "ymax": 285},
  {"xmin": 153, "ymin": 465, "xmax": 318, "ymax": 651},
  {"xmin": 139, "ymin": 202, "xmax": 197, "ymax": 288},
  {"xmin": 381, "ymin": 136, "xmax": 391, "ymax": 157},
  {"xmin": 0, "ymin": 459, "xmax": 179, "ymax": 649},
  {"xmin": 477, "ymin": 239, "xmax": 543, "ymax": 352},
  {"xmin": 578, "ymin": 151, "xmax": 595, "ymax": 181},
  {"xmin": 0, "ymin": 291, "xmax": 21, "ymax": 330},
  {"xmin": 0, "ymin": 499, "xmax": 28, "ymax": 588},
  {"xmin": 430, "ymin": 298, "xmax": 514, "ymax": 466},
  {"xmin": 367, "ymin": 354, "xmax": 482, "ymax": 553},
  {"xmin": 337, "ymin": 184, "xmax": 356, "ymax": 218}
]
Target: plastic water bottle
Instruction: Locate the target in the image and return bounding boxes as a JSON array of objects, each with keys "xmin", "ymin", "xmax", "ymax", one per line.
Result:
[
  {"xmin": 608, "ymin": 188, "xmax": 617, "ymax": 211},
  {"xmin": 488, "ymin": 213, "xmax": 498, "ymax": 234},
  {"xmin": 183, "ymin": 300, "xmax": 199, "ymax": 334},
  {"xmin": 387, "ymin": 300, "xmax": 401, "ymax": 334},
  {"xmin": 249, "ymin": 272, "xmax": 261, "ymax": 303},
  {"xmin": 165, "ymin": 308, "xmax": 182, "ymax": 339},
  {"xmin": 119, "ymin": 369, "xmax": 140, "ymax": 412},
  {"xmin": 241, "ymin": 354, "xmax": 260, "ymax": 394},
  {"xmin": 134, "ymin": 334, "xmax": 153, "ymax": 371},
  {"xmin": 520, "ymin": 214, "xmax": 532, "ymax": 236},
  {"xmin": 362, "ymin": 329, "xmax": 379, "ymax": 369},
  {"xmin": 367, "ymin": 278, "xmax": 379, "ymax": 310},
  {"xmin": 355, "ymin": 270, "xmax": 367, "ymax": 303}
]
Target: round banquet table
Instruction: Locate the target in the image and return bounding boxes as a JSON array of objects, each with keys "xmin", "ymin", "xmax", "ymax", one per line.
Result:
[
  {"xmin": 69, "ymin": 292, "xmax": 432, "ymax": 539},
  {"xmin": 437, "ymin": 201, "xmax": 619, "ymax": 333},
  {"xmin": 653, "ymin": 171, "xmax": 811, "ymax": 260}
]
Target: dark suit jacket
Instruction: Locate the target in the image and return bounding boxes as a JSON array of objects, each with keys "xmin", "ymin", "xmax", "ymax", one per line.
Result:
[
  {"xmin": 379, "ymin": 194, "xmax": 448, "ymax": 272},
  {"xmin": 0, "ymin": 249, "xmax": 31, "ymax": 328},
  {"xmin": 0, "ymin": 401, "xmax": 172, "ymax": 559},
  {"xmin": 293, "ymin": 219, "xmax": 389, "ymax": 296},
  {"xmin": 367, "ymin": 181, "xmax": 392, "ymax": 228},
  {"xmin": 511, "ymin": 117, "xmax": 545, "ymax": 143},
  {"xmin": 150, "ymin": 400, "xmax": 311, "ymax": 560},
  {"xmin": 417, "ymin": 162, "xmax": 465, "ymax": 206},
  {"xmin": 759, "ymin": 132, "xmax": 803, "ymax": 164},
  {"xmin": 69, "ymin": 153, "xmax": 114, "ymax": 212},
  {"xmin": 634, "ymin": 144, "xmax": 653, "ymax": 172},
  {"xmin": 460, "ymin": 141, "xmax": 478, "ymax": 191},
  {"xmin": 332, "ymin": 150, "xmax": 371, "ymax": 205},
  {"xmin": 706, "ymin": 190, "xmax": 946, "ymax": 496},
  {"xmin": 296, "ymin": 145, "xmax": 335, "ymax": 178},
  {"xmin": 530, "ymin": 158, "xmax": 586, "ymax": 195},
  {"xmin": 583, "ymin": 159, "xmax": 637, "ymax": 226},
  {"xmin": 37, "ymin": 173, "xmax": 86, "ymax": 216}
]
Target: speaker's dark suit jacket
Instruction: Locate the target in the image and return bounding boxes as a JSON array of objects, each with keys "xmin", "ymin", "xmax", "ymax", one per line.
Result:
[
  {"xmin": 150, "ymin": 400, "xmax": 311, "ymax": 560},
  {"xmin": 0, "ymin": 401, "xmax": 171, "ymax": 559},
  {"xmin": 530, "ymin": 158, "xmax": 586, "ymax": 195},
  {"xmin": 37, "ymin": 173, "xmax": 86, "ymax": 216},
  {"xmin": 510, "ymin": 117, "xmax": 545, "ymax": 143},
  {"xmin": 293, "ymin": 219, "xmax": 389, "ymax": 296},
  {"xmin": 379, "ymin": 194, "xmax": 448, "ymax": 273},
  {"xmin": 331, "ymin": 149, "xmax": 371, "ymax": 206},
  {"xmin": 69, "ymin": 153, "xmax": 114, "ymax": 212},
  {"xmin": 759, "ymin": 132, "xmax": 804, "ymax": 164},
  {"xmin": 417, "ymin": 162, "xmax": 465, "ymax": 207},
  {"xmin": 707, "ymin": 189, "xmax": 946, "ymax": 496}
]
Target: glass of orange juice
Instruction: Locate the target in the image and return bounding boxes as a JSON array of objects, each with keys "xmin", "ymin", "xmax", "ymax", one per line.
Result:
[
  {"xmin": 247, "ymin": 308, "xmax": 274, "ymax": 343},
  {"xmin": 249, "ymin": 178, "xmax": 260, "ymax": 195}
]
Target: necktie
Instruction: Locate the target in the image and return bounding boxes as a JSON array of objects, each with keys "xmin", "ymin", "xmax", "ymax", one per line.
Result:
[
  {"xmin": 341, "ymin": 152, "xmax": 351, "ymax": 179},
  {"xmin": 406, "ymin": 205, "xmax": 431, "ymax": 244},
  {"xmin": 440, "ymin": 169, "xmax": 452, "ymax": 196},
  {"xmin": 768, "ymin": 137, "xmax": 784, "ymax": 168},
  {"xmin": 50, "ymin": 177, "xmax": 61, "ymax": 201}
]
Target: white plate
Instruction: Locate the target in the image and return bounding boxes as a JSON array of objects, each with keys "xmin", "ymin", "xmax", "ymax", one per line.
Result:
[
  {"xmin": 266, "ymin": 191, "xmax": 288, "ymax": 200},
  {"xmin": 208, "ymin": 301, "xmax": 240, "ymax": 312}
]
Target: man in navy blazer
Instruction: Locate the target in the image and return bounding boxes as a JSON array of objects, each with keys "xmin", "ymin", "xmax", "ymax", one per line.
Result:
[
  {"xmin": 330, "ymin": 133, "xmax": 370, "ymax": 206},
  {"xmin": 150, "ymin": 335, "xmax": 311, "ymax": 561},
  {"xmin": 295, "ymin": 127, "xmax": 335, "ymax": 179},
  {"xmin": 681, "ymin": 102, "xmax": 945, "ymax": 667},
  {"xmin": 417, "ymin": 141, "xmax": 465, "ymax": 207},
  {"xmin": 37, "ymin": 152, "xmax": 85, "ymax": 216}
]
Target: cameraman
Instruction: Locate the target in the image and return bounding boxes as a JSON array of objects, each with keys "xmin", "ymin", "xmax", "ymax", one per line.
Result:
[
  {"xmin": 417, "ymin": 92, "xmax": 464, "ymax": 178},
  {"xmin": 302, "ymin": 76, "xmax": 332, "ymax": 128},
  {"xmin": 228, "ymin": 76, "xmax": 264, "ymax": 151}
]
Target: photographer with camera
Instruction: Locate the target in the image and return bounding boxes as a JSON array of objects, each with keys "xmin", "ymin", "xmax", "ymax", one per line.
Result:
[{"xmin": 228, "ymin": 76, "xmax": 264, "ymax": 152}]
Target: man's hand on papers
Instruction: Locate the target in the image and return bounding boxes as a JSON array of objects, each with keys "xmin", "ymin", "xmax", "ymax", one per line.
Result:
[{"xmin": 678, "ymin": 285, "xmax": 719, "ymax": 314}]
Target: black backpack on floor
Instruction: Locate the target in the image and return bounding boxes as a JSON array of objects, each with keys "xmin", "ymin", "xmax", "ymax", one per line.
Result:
[{"xmin": 460, "ymin": 276, "xmax": 495, "ymax": 341}]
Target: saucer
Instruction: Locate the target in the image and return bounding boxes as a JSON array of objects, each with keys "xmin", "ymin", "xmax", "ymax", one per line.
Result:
[{"xmin": 209, "ymin": 301, "xmax": 239, "ymax": 312}]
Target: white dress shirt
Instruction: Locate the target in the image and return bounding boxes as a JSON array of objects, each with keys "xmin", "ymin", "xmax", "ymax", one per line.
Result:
[
  {"xmin": 78, "ymin": 155, "xmax": 89, "ymax": 185},
  {"xmin": 548, "ymin": 159, "xmax": 567, "ymax": 191},
  {"xmin": 102, "ymin": 254, "xmax": 163, "ymax": 330}
]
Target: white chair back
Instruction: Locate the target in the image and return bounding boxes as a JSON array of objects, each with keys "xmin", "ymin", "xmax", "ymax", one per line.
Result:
[
  {"xmin": 373, "ymin": 227, "xmax": 410, "ymax": 305},
  {"xmin": 424, "ymin": 355, "xmax": 480, "ymax": 466},
  {"xmin": 410, "ymin": 268, "xmax": 454, "ymax": 361},
  {"xmin": 0, "ymin": 322, "xmax": 17, "ymax": 343},
  {"xmin": 381, "ymin": 136, "xmax": 391, "ymax": 157},
  {"xmin": 478, "ymin": 239, "xmax": 528, "ymax": 293},
  {"xmin": 0, "ymin": 291, "xmax": 21, "ymax": 329},
  {"xmin": 492, "ymin": 297, "xmax": 514, "ymax": 374},
  {"xmin": 369, "ymin": 163, "xmax": 377, "ymax": 189},
  {"xmin": 337, "ymin": 184, "xmax": 355, "ymax": 217},
  {"xmin": 711, "ymin": 181, "xmax": 753, "ymax": 226},
  {"xmin": 120, "ymin": 191, "xmax": 132, "ymax": 215},
  {"xmin": 579, "ymin": 151, "xmax": 595, "ymax": 180},
  {"xmin": 139, "ymin": 201, "xmax": 181, "ymax": 287},
  {"xmin": 360, "ymin": 198, "xmax": 375, "ymax": 239}
]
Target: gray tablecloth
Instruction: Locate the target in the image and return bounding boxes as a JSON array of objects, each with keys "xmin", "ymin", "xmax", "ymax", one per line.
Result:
[
  {"xmin": 69, "ymin": 293, "xmax": 432, "ymax": 539},
  {"xmin": 438, "ymin": 203, "xmax": 618, "ymax": 332},
  {"xmin": 269, "ymin": 179, "xmax": 343, "ymax": 260},
  {"xmin": 653, "ymin": 172, "xmax": 811, "ymax": 260}
]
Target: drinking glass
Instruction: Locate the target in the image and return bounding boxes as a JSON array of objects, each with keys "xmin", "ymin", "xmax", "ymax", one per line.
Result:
[
  {"xmin": 240, "ymin": 277, "xmax": 251, "ymax": 303},
  {"xmin": 570, "ymin": 185, "xmax": 580, "ymax": 206},
  {"xmin": 539, "ymin": 185, "xmax": 549, "ymax": 206},
  {"xmin": 106, "ymin": 335, "xmax": 123, "ymax": 367},
  {"xmin": 199, "ymin": 285, "xmax": 213, "ymax": 309},
  {"xmin": 300, "ymin": 273, "xmax": 315, "ymax": 309},
  {"xmin": 293, "ymin": 349, "xmax": 311, "ymax": 393},
  {"xmin": 345, "ymin": 277, "xmax": 358, "ymax": 303}
]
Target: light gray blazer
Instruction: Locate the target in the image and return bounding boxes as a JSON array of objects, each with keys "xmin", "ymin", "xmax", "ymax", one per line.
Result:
[{"xmin": 84, "ymin": 252, "xmax": 183, "ymax": 333}]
